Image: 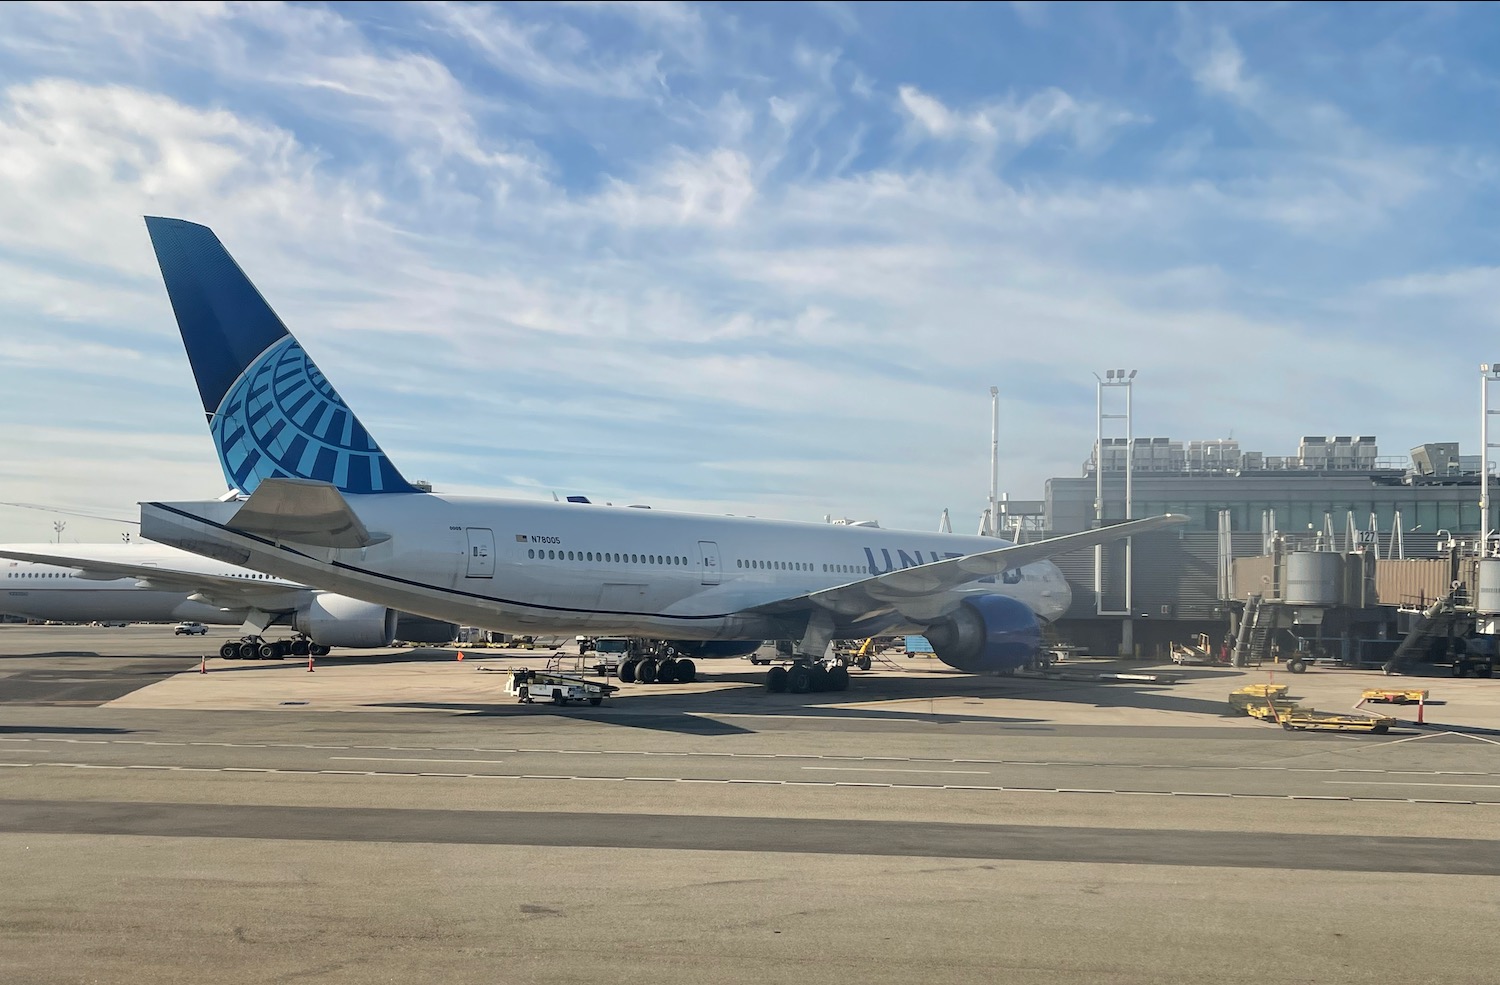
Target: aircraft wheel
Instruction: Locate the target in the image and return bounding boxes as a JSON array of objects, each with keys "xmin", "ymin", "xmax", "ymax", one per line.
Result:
[
  {"xmin": 220, "ymin": 642, "xmax": 241, "ymax": 660},
  {"xmin": 828, "ymin": 665, "xmax": 850, "ymax": 691},
  {"xmin": 618, "ymin": 661, "xmax": 638, "ymax": 684},
  {"xmin": 766, "ymin": 666, "xmax": 789, "ymax": 692},
  {"xmin": 809, "ymin": 666, "xmax": 830, "ymax": 691},
  {"xmin": 258, "ymin": 642, "xmax": 278, "ymax": 660},
  {"xmin": 857, "ymin": 655, "xmax": 872, "ymax": 671},
  {"xmin": 675, "ymin": 659, "xmax": 696, "ymax": 683},
  {"xmin": 310, "ymin": 643, "xmax": 331, "ymax": 657},
  {"xmin": 637, "ymin": 659, "xmax": 659, "ymax": 684},
  {"xmin": 291, "ymin": 639, "xmax": 310, "ymax": 657},
  {"xmin": 239, "ymin": 641, "xmax": 259, "ymax": 660},
  {"xmin": 657, "ymin": 658, "xmax": 677, "ymax": 683},
  {"xmin": 788, "ymin": 665, "xmax": 812, "ymax": 694}
]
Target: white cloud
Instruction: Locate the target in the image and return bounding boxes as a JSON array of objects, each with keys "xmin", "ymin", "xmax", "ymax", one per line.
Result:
[
  {"xmin": 589, "ymin": 147, "xmax": 756, "ymax": 227},
  {"xmin": 897, "ymin": 84, "xmax": 1146, "ymax": 152}
]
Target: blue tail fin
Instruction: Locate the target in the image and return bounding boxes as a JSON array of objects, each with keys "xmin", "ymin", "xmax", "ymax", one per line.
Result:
[{"xmin": 144, "ymin": 217, "xmax": 419, "ymax": 495}]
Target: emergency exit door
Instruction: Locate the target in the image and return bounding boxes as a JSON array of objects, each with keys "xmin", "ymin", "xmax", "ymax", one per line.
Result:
[
  {"xmin": 466, "ymin": 528, "xmax": 495, "ymax": 578},
  {"xmin": 698, "ymin": 540, "xmax": 721, "ymax": 586}
]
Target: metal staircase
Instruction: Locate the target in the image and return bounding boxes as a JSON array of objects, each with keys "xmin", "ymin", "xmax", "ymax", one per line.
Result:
[
  {"xmin": 1233, "ymin": 594, "xmax": 1274, "ymax": 667},
  {"xmin": 1383, "ymin": 587, "xmax": 1467, "ymax": 675}
]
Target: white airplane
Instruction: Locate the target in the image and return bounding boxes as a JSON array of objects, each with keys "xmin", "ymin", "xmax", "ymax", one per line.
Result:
[
  {"xmin": 0, "ymin": 542, "xmax": 455, "ymax": 659},
  {"xmin": 137, "ymin": 217, "xmax": 1188, "ymax": 693}
]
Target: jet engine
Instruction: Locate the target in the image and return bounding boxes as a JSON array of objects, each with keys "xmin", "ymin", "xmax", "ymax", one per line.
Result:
[
  {"xmin": 292, "ymin": 593, "xmax": 398, "ymax": 648},
  {"xmin": 921, "ymin": 594, "xmax": 1042, "ymax": 673},
  {"xmin": 395, "ymin": 614, "xmax": 460, "ymax": 644}
]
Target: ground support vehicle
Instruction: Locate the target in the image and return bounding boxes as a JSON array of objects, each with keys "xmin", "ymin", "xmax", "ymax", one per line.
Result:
[
  {"xmin": 506, "ymin": 668, "xmax": 616, "ymax": 707},
  {"xmin": 1360, "ymin": 688, "xmax": 1429, "ymax": 705}
]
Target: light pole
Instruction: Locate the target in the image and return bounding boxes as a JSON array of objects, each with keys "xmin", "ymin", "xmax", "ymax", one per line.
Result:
[
  {"xmin": 1094, "ymin": 369, "xmax": 1137, "ymax": 654},
  {"xmin": 988, "ymin": 385, "xmax": 1000, "ymax": 537},
  {"xmin": 52, "ymin": 520, "xmax": 65, "ymax": 543},
  {"xmin": 1483, "ymin": 364, "xmax": 1500, "ymax": 551}
]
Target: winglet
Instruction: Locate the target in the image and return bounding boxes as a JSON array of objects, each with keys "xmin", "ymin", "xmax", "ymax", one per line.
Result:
[{"xmin": 144, "ymin": 217, "xmax": 419, "ymax": 496}]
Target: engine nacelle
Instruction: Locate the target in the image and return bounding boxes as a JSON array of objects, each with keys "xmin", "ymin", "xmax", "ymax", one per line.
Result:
[
  {"xmin": 922, "ymin": 594, "xmax": 1042, "ymax": 673},
  {"xmin": 292, "ymin": 593, "xmax": 398, "ymax": 648},
  {"xmin": 395, "ymin": 614, "xmax": 460, "ymax": 644}
]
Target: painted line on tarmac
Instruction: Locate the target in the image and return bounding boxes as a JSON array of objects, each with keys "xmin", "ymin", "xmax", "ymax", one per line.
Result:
[
  {"xmin": 0, "ymin": 760, "xmax": 1496, "ymax": 805},
  {"xmin": 800, "ymin": 766, "xmax": 991, "ymax": 775},
  {"xmin": 2, "ymin": 735, "xmax": 1496, "ymax": 780},
  {"xmin": 329, "ymin": 757, "xmax": 508, "ymax": 765}
]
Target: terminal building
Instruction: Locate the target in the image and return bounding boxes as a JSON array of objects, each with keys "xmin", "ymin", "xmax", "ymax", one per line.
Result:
[{"xmin": 1020, "ymin": 436, "xmax": 1491, "ymax": 658}]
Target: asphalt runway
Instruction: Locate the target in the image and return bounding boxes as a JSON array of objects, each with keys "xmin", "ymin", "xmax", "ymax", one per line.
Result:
[{"xmin": 4, "ymin": 625, "xmax": 1500, "ymax": 984}]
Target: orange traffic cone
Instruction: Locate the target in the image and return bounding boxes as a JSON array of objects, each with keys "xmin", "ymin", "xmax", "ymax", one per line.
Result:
[
  {"xmin": 456, "ymin": 650, "xmax": 465, "ymax": 661},
  {"xmin": 307, "ymin": 652, "xmax": 315, "ymax": 673},
  {"xmin": 199, "ymin": 653, "xmax": 207, "ymax": 674}
]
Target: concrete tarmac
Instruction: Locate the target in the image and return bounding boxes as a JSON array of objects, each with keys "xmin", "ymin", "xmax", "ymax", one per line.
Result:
[{"xmin": 3, "ymin": 624, "xmax": 1500, "ymax": 984}]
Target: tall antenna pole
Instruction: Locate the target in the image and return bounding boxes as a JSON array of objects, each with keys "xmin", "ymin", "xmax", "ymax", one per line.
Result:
[{"xmin": 988, "ymin": 385, "xmax": 999, "ymax": 537}]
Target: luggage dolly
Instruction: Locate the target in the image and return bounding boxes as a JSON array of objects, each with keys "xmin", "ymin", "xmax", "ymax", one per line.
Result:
[{"xmin": 506, "ymin": 667, "xmax": 618, "ymax": 707}]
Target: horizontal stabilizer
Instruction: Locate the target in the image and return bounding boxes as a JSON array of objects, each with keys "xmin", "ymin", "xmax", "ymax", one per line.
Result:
[{"xmin": 227, "ymin": 478, "xmax": 386, "ymax": 549}]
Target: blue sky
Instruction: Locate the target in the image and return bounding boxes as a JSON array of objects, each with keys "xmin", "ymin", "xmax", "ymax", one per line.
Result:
[{"xmin": 2, "ymin": 1, "xmax": 1498, "ymax": 543}]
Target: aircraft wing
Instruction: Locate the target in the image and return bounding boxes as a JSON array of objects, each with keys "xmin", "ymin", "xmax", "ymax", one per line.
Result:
[
  {"xmin": 747, "ymin": 513, "xmax": 1191, "ymax": 619},
  {"xmin": 0, "ymin": 548, "xmax": 306, "ymax": 610}
]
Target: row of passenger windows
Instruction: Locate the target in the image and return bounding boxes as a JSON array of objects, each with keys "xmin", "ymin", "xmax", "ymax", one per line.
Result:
[
  {"xmin": 736, "ymin": 559, "xmax": 872, "ymax": 574},
  {"xmin": 6, "ymin": 572, "xmax": 72, "ymax": 578},
  {"xmin": 528, "ymin": 549, "xmax": 688, "ymax": 566}
]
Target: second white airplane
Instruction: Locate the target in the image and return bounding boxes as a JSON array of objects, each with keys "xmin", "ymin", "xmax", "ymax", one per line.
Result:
[
  {"xmin": 137, "ymin": 217, "xmax": 1187, "ymax": 693},
  {"xmin": 0, "ymin": 542, "xmax": 456, "ymax": 659}
]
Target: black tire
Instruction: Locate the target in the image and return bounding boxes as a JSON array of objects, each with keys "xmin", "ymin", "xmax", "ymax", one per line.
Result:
[
  {"xmin": 857, "ymin": 655, "xmax": 872, "ymax": 672},
  {"xmin": 239, "ymin": 641, "xmax": 259, "ymax": 660},
  {"xmin": 1478, "ymin": 664, "xmax": 1494, "ymax": 680},
  {"xmin": 258, "ymin": 642, "xmax": 277, "ymax": 660},
  {"xmin": 657, "ymin": 658, "xmax": 677, "ymax": 683},
  {"xmin": 828, "ymin": 665, "xmax": 850, "ymax": 691},
  {"xmin": 588, "ymin": 695, "xmax": 603, "ymax": 706},
  {"xmin": 788, "ymin": 665, "xmax": 812, "ymax": 694},
  {"xmin": 220, "ymin": 642, "xmax": 240, "ymax": 660},
  {"xmin": 1374, "ymin": 724, "xmax": 1390, "ymax": 734},
  {"xmin": 766, "ymin": 666, "xmax": 788, "ymax": 692},
  {"xmin": 675, "ymin": 659, "xmax": 697, "ymax": 683},
  {"xmin": 637, "ymin": 660, "xmax": 658, "ymax": 684},
  {"xmin": 291, "ymin": 639, "xmax": 310, "ymax": 657},
  {"xmin": 809, "ymin": 666, "xmax": 830, "ymax": 691},
  {"xmin": 552, "ymin": 691, "xmax": 566, "ymax": 706},
  {"xmin": 618, "ymin": 661, "xmax": 638, "ymax": 684},
  {"xmin": 310, "ymin": 644, "xmax": 331, "ymax": 657},
  {"xmin": 1287, "ymin": 659, "xmax": 1307, "ymax": 674},
  {"xmin": 1452, "ymin": 663, "xmax": 1467, "ymax": 678}
]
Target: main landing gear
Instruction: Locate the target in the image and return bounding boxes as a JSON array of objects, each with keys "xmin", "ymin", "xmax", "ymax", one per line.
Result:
[
  {"xmin": 617, "ymin": 645, "xmax": 697, "ymax": 685},
  {"xmin": 217, "ymin": 635, "xmax": 331, "ymax": 660},
  {"xmin": 765, "ymin": 613, "xmax": 852, "ymax": 693},
  {"xmin": 765, "ymin": 660, "xmax": 850, "ymax": 694}
]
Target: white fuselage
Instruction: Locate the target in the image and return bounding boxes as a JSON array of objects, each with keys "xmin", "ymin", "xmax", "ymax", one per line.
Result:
[
  {"xmin": 0, "ymin": 543, "xmax": 306, "ymax": 625},
  {"xmin": 143, "ymin": 495, "xmax": 1071, "ymax": 641}
]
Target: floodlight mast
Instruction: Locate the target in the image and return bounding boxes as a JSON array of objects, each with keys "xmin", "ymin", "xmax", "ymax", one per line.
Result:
[
  {"xmin": 1094, "ymin": 369, "xmax": 1137, "ymax": 655},
  {"xmin": 988, "ymin": 386, "xmax": 1000, "ymax": 537},
  {"xmin": 1483, "ymin": 364, "xmax": 1500, "ymax": 552}
]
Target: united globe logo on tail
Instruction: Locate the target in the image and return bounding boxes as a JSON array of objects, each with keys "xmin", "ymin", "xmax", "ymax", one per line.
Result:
[{"xmin": 211, "ymin": 336, "xmax": 415, "ymax": 495}]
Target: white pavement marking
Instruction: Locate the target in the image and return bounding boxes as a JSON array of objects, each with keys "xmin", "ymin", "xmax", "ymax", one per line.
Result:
[
  {"xmin": 1325, "ymin": 781, "xmax": 1500, "ymax": 789},
  {"xmin": 800, "ymin": 766, "xmax": 990, "ymax": 775},
  {"xmin": 329, "ymin": 757, "xmax": 508, "ymax": 765}
]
